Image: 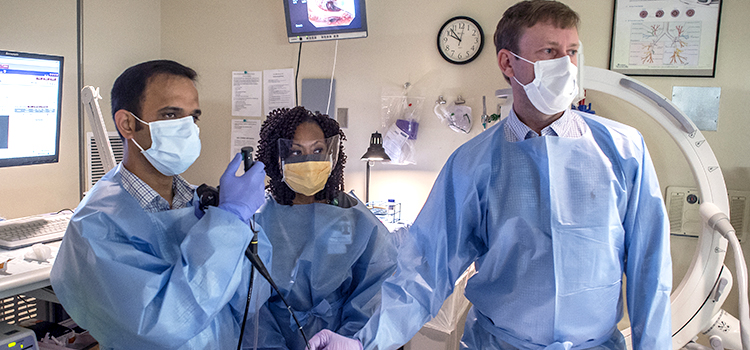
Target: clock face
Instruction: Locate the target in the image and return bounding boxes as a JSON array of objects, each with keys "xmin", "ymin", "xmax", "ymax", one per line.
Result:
[{"xmin": 437, "ymin": 16, "xmax": 484, "ymax": 64}]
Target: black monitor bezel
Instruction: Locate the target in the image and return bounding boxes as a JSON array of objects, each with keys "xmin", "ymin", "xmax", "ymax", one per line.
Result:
[
  {"xmin": 0, "ymin": 50, "xmax": 64, "ymax": 168},
  {"xmin": 282, "ymin": 0, "xmax": 368, "ymax": 43}
]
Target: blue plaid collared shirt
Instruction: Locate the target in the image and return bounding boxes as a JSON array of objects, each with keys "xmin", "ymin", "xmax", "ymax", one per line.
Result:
[
  {"xmin": 504, "ymin": 108, "xmax": 588, "ymax": 142},
  {"xmin": 119, "ymin": 165, "xmax": 194, "ymax": 213}
]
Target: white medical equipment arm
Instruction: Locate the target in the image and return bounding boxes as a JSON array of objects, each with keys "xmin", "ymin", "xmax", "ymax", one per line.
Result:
[
  {"xmin": 701, "ymin": 202, "xmax": 750, "ymax": 350},
  {"xmin": 581, "ymin": 66, "xmax": 747, "ymax": 349},
  {"xmin": 81, "ymin": 86, "xmax": 116, "ymax": 173}
]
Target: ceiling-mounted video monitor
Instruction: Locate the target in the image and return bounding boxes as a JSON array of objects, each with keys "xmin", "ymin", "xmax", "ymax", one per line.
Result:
[{"xmin": 283, "ymin": 0, "xmax": 368, "ymax": 43}]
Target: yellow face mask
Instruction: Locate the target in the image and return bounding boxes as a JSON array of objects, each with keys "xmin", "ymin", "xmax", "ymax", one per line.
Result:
[{"xmin": 282, "ymin": 160, "xmax": 332, "ymax": 196}]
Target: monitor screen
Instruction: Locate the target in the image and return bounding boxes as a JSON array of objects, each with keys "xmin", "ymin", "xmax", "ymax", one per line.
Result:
[
  {"xmin": 283, "ymin": 0, "xmax": 368, "ymax": 43},
  {"xmin": 0, "ymin": 50, "xmax": 63, "ymax": 168}
]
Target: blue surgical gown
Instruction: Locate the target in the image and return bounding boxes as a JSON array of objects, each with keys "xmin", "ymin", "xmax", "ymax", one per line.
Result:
[
  {"xmin": 355, "ymin": 112, "xmax": 672, "ymax": 350},
  {"xmin": 50, "ymin": 164, "xmax": 272, "ymax": 350},
  {"xmin": 245, "ymin": 192, "xmax": 397, "ymax": 350}
]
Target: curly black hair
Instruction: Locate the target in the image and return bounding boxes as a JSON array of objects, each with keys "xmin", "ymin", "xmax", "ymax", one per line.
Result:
[{"xmin": 257, "ymin": 106, "xmax": 347, "ymax": 205}]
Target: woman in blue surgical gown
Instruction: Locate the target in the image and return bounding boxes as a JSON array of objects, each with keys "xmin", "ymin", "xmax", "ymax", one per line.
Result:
[{"xmin": 245, "ymin": 106, "xmax": 397, "ymax": 350}]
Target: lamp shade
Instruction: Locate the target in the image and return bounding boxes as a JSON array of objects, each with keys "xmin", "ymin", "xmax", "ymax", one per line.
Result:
[{"xmin": 361, "ymin": 131, "xmax": 391, "ymax": 161}]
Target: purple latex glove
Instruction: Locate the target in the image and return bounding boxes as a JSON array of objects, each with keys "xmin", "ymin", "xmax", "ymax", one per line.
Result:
[
  {"xmin": 218, "ymin": 153, "xmax": 266, "ymax": 222},
  {"xmin": 308, "ymin": 330, "xmax": 363, "ymax": 350}
]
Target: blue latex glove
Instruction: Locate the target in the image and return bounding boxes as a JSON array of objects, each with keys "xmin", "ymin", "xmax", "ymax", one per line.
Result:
[
  {"xmin": 218, "ymin": 153, "xmax": 266, "ymax": 223},
  {"xmin": 308, "ymin": 330, "xmax": 362, "ymax": 350}
]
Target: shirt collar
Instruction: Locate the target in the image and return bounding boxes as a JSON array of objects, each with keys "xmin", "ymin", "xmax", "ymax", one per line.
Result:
[
  {"xmin": 504, "ymin": 108, "xmax": 587, "ymax": 142},
  {"xmin": 119, "ymin": 165, "xmax": 194, "ymax": 213}
]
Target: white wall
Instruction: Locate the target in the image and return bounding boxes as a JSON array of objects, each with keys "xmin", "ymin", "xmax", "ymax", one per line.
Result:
[{"xmin": 81, "ymin": 0, "xmax": 161, "ymax": 136}]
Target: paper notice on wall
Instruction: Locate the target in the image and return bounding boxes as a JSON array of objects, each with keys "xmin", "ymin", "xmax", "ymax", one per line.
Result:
[
  {"xmin": 232, "ymin": 71, "xmax": 262, "ymax": 117},
  {"xmin": 263, "ymin": 68, "xmax": 295, "ymax": 116},
  {"xmin": 230, "ymin": 119, "xmax": 261, "ymax": 160}
]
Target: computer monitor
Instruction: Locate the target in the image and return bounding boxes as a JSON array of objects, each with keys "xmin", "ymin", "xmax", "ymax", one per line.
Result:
[
  {"xmin": 0, "ymin": 50, "xmax": 64, "ymax": 168},
  {"xmin": 283, "ymin": 0, "xmax": 368, "ymax": 43}
]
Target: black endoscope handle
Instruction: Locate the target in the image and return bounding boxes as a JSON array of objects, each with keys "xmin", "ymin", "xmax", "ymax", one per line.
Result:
[
  {"xmin": 237, "ymin": 145, "xmax": 259, "ymax": 350},
  {"xmin": 241, "ymin": 146, "xmax": 254, "ymax": 172},
  {"xmin": 237, "ymin": 203, "xmax": 264, "ymax": 347},
  {"xmin": 241, "ymin": 146, "xmax": 257, "ymax": 252}
]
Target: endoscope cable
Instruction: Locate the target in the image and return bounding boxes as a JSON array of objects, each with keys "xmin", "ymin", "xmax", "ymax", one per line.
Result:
[
  {"xmin": 236, "ymin": 218, "xmax": 258, "ymax": 350},
  {"xmin": 245, "ymin": 245, "xmax": 311, "ymax": 349}
]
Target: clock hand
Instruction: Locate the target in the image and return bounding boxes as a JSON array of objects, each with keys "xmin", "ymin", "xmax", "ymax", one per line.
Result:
[{"xmin": 449, "ymin": 28, "xmax": 462, "ymax": 43}]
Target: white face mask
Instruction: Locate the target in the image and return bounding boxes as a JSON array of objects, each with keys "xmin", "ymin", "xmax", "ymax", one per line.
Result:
[
  {"xmin": 130, "ymin": 112, "xmax": 201, "ymax": 176},
  {"xmin": 511, "ymin": 52, "xmax": 578, "ymax": 115}
]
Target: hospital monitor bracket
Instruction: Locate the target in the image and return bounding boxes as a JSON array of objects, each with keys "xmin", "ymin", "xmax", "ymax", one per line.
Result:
[{"xmin": 582, "ymin": 66, "xmax": 740, "ymax": 349}]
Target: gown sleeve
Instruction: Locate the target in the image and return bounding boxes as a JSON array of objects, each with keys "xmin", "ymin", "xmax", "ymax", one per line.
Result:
[
  {"xmin": 337, "ymin": 219, "xmax": 398, "ymax": 337},
  {"xmin": 50, "ymin": 205, "xmax": 254, "ymax": 349},
  {"xmin": 621, "ymin": 136, "xmax": 672, "ymax": 349},
  {"xmin": 355, "ymin": 148, "xmax": 491, "ymax": 350}
]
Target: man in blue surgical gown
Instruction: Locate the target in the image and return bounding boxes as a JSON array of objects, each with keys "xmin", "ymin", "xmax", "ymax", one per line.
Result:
[
  {"xmin": 308, "ymin": 1, "xmax": 672, "ymax": 349},
  {"xmin": 50, "ymin": 60, "xmax": 268, "ymax": 349}
]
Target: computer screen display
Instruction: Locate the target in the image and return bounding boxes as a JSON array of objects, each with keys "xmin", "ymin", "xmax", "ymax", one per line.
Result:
[
  {"xmin": 0, "ymin": 50, "xmax": 64, "ymax": 168},
  {"xmin": 283, "ymin": 0, "xmax": 368, "ymax": 43}
]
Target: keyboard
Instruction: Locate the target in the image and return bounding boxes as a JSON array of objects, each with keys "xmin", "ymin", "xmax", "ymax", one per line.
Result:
[{"xmin": 0, "ymin": 212, "xmax": 73, "ymax": 250}]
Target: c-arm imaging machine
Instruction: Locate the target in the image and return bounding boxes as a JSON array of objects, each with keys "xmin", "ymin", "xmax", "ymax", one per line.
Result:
[{"xmin": 582, "ymin": 66, "xmax": 750, "ymax": 350}]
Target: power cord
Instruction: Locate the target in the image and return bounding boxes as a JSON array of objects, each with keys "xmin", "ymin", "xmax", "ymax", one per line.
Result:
[
  {"xmin": 325, "ymin": 40, "xmax": 338, "ymax": 116},
  {"xmin": 295, "ymin": 42, "xmax": 302, "ymax": 106}
]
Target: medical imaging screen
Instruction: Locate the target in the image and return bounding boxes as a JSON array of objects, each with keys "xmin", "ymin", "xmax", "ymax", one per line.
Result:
[
  {"xmin": 287, "ymin": 0, "xmax": 364, "ymax": 34},
  {"xmin": 0, "ymin": 52, "xmax": 62, "ymax": 166}
]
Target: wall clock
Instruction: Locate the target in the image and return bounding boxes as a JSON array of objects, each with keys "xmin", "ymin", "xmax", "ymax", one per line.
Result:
[{"xmin": 437, "ymin": 16, "xmax": 484, "ymax": 64}]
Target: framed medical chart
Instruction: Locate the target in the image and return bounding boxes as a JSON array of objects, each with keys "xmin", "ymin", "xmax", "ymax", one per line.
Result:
[{"xmin": 609, "ymin": 0, "xmax": 722, "ymax": 77}]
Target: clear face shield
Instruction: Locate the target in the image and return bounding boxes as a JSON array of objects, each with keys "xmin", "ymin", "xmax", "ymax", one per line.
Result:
[{"xmin": 277, "ymin": 134, "xmax": 340, "ymax": 196}]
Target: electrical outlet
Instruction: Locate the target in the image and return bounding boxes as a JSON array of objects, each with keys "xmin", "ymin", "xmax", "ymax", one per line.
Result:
[{"xmin": 666, "ymin": 186, "xmax": 750, "ymax": 241}]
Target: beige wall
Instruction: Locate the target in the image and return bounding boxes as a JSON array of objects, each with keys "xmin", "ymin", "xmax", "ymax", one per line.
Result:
[
  {"xmin": 81, "ymin": 0, "xmax": 162, "ymax": 132},
  {"xmin": 2, "ymin": 0, "xmax": 749, "ymax": 340}
]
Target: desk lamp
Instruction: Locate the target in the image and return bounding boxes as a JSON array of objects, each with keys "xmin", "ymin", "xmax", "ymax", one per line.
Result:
[{"xmin": 361, "ymin": 131, "xmax": 390, "ymax": 203}]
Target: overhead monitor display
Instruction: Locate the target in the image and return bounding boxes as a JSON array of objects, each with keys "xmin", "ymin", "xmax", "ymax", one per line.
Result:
[
  {"xmin": 283, "ymin": 0, "xmax": 368, "ymax": 43},
  {"xmin": 0, "ymin": 50, "xmax": 64, "ymax": 168}
]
